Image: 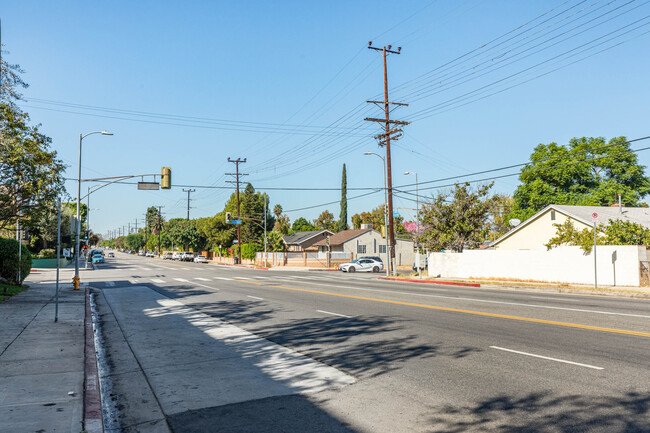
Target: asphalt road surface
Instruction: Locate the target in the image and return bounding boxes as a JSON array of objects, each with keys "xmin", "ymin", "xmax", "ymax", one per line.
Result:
[{"xmin": 74, "ymin": 251, "xmax": 650, "ymax": 432}]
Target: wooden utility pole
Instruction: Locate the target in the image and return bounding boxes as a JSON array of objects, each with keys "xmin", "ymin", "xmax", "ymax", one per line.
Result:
[
  {"xmin": 365, "ymin": 42, "xmax": 409, "ymax": 275},
  {"xmin": 183, "ymin": 188, "xmax": 195, "ymax": 220},
  {"xmin": 227, "ymin": 158, "xmax": 247, "ymax": 264}
]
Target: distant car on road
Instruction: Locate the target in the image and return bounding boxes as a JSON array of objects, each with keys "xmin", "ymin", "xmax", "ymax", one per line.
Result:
[
  {"xmin": 193, "ymin": 255, "xmax": 208, "ymax": 263},
  {"xmin": 172, "ymin": 252, "xmax": 181, "ymax": 261},
  {"xmin": 338, "ymin": 258, "xmax": 383, "ymax": 273},
  {"xmin": 107, "ymin": 252, "xmax": 115, "ymax": 258},
  {"xmin": 182, "ymin": 252, "xmax": 195, "ymax": 262},
  {"xmin": 138, "ymin": 251, "xmax": 145, "ymax": 256},
  {"xmin": 92, "ymin": 253, "xmax": 104, "ymax": 264},
  {"xmin": 146, "ymin": 251, "xmax": 155, "ymax": 258},
  {"xmin": 163, "ymin": 252, "xmax": 173, "ymax": 260}
]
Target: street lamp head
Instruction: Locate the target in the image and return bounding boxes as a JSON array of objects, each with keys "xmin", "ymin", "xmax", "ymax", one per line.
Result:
[
  {"xmin": 364, "ymin": 152, "xmax": 372, "ymax": 155},
  {"xmin": 404, "ymin": 171, "xmax": 411, "ymax": 175},
  {"xmin": 101, "ymin": 131, "xmax": 114, "ymax": 136}
]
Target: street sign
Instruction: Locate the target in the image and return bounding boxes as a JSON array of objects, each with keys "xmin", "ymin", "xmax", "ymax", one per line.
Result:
[
  {"xmin": 612, "ymin": 250, "xmax": 617, "ymax": 263},
  {"xmin": 231, "ymin": 220, "xmax": 242, "ymax": 225},
  {"xmin": 393, "ymin": 212, "xmax": 399, "ymax": 218},
  {"xmin": 591, "ymin": 212, "xmax": 599, "ymax": 222},
  {"xmin": 138, "ymin": 182, "xmax": 160, "ymax": 190}
]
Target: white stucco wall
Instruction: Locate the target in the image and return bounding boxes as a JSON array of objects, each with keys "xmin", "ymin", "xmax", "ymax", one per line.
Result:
[
  {"xmin": 495, "ymin": 209, "xmax": 592, "ymax": 250},
  {"xmin": 428, "ymin": 245, "xmax": 645, "ymax": 286}
]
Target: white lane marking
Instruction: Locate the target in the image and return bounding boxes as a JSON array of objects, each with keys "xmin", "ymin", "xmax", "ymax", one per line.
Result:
[
  {"xmin": 105, "ymin": 281, "xmax": 116, "ymax": 287},
  {"xmin": 173, "ymin": 278, "xmax": 189, "ymax": 282},
  {"xmin": 252, "ymin": 276, "xmax": 270, "ymax": 279},
  {"xmin": 190, "ymin": 281, "xmax": 220, "ymax": 292},
  {"xmin": 194, "ymin": 277, "xmax": 211, "ymax": 281},
  {"xmin": 151, "ymin": 279, "xmax": 166, "ymax": 283},
  {"xmin": 139, "ymin": 267, "xmax": 152, "ymax": 271},
  {"xmin": 247, "ymin": 295, "xmax": 264, "ymax": 301},
  {"xmin": 490, "ymin": 346, "xmax": 603, "ymax": 370},
  {"xmin": 317, "ymin": 310, "xmax": 352, "ymax": 319},
  {"xmin": 128, "ymin": 279, "xmax": 139, "ymax": 284},
  {"xmin": 213, "ymin": 277, "xmax": 232, "ymax": 281},
  {"xmin": 233, "ymin": 277, "xmax": 252, "ymax": 280}
]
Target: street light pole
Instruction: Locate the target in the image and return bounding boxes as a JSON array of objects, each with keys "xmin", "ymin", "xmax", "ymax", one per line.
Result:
[
  {"xmin": 75, "ymin": 131, "xmax": 113, "ymax": 282},
  {"xmin": 365, "ymin": 152, "xmax": 391, "ymax": 276}
]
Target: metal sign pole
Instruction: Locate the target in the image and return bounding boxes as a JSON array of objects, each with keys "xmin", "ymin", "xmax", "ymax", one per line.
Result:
[
  {"xmin": 55, "ymin": 198, "xmax": 61, "ymax": 322},
  {"xmin": 593, "ymin": 221, "xmax": 597, "ymax": 289}
]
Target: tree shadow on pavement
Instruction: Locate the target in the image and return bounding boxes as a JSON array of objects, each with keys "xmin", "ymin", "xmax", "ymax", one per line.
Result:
[
  {"xmin": 427, "ymin": 391, "xmax": 650, "ymax": 433},
  {"xmin": 186, "ymin": 299, "xmax": 275, "ymax": 324},
  {"xmin": 249, "ymin": 315, "xmax": 480, "ymax": 378}
]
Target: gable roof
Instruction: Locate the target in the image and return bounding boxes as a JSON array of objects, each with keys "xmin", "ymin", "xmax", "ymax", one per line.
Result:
[
  {"xmin": 491, "ymin": 204, "xmax": 650, "ymax": 246},
  {"xmin": 282, "ymin": 230, "xmax": 333, "ymax": 245},
  {"xmin": 312, "ymin": 229, "xmax": 373, "ymax": 247}
]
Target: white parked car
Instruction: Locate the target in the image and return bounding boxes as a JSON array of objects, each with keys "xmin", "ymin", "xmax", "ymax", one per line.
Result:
[
  {"xmin": 338, "ymin": 258, "xmax": 384, "ymax": 273},
  {"xmin": 146, "ymin": 251, "xmax": 154, "ymax": 258},
  {"xmin": 172, "ymin": 252, "xmax": 181, "ymax": 260},
  {"xmin": 194, "ymin": 255, "xmax": 208, "ymax": 263}
]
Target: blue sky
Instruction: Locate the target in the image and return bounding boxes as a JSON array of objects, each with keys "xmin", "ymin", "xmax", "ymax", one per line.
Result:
[{"xmin": 3, "ymin": 1, "xmax": 650, "ymax": 236}]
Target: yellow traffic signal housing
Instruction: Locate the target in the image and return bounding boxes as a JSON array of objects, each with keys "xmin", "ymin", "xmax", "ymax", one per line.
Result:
[
  {"xmin": 161, "ymin": 167, "xmax": 172, "ymax": 189},
  {"xmin": 225, "ymin": 212, "xmax": 231, "ymax": 223}
]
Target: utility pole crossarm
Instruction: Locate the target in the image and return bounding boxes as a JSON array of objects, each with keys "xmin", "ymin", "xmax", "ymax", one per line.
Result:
[
  {"xmin": 364, "ymin": 117, "xmax": 411, "ymax": 125},
  {"xmin": 366, "ymin": 100, "xmax": 409, "ymax": 106}
]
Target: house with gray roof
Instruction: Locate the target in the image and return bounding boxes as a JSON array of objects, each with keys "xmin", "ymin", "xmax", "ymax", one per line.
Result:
[
  {"xmin": 282, "ymin": 230, "xmax": 334, "ymax": 252},
  {"xmin": 492, "ymin": 204, "xmax": 650, "ymax": 250},
  {"xmin": 312, "ymin": 229, "xmax": 415, "ymax": 265}
]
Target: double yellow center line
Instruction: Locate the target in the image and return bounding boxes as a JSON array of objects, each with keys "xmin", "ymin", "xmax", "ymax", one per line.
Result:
[{"xmin": 231, "ymin": 280, "xmax": 650, "ymax": 338}]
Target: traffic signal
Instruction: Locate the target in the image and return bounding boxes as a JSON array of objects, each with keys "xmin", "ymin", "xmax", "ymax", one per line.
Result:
[
  {"xmin": 83, "ymin": 230, "xmax": 89, "ymax": 240},
  {"xmin": 225, "ymin": 212, "xmax": 231, "ymax": 223},
  {"xmin": 161, "ymin": 167, "xmax": 172, "ymax": 189}
]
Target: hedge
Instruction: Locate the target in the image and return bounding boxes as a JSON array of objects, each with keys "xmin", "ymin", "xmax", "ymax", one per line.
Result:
[{"xmin": 0, "ymin": 238, "xmax": 33, "ymax": 285}]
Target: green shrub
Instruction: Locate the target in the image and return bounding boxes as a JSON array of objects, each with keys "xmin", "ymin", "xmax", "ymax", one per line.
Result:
[
  {"xmin": 35, "ymin": 248, "xmax": 57, "ymax": 259},
  {"xmin": 0, "ymin": 238, "xmax": 33, "ymax": 284},
  {"xmin": 240, "ymin": 243, "xmax": 261, "ymax": 260}
]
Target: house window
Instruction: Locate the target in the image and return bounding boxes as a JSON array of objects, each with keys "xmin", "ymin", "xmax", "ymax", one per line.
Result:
[
  {"xmin": 551, "ymin": 210, "xmax": 556, "ymax": 221},
  {"xmin": 357, "ymin": 245, "xmax": 366, "ymax": 254},
  {"xmin": 379, "ymin": 245, "xmax": 386, "ymax": 254},
  {"xmin": 374, "ymin": 239, "xmax": 377, "ymax": 253}
]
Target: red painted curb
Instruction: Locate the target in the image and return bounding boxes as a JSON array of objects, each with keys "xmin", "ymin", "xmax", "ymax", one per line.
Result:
[
  {"xmin": 378, "ymin": 277, "xmax": 481, "ymax": 288},
  {"xmin": 83, "ymin": 288, "xmax": 103, "ymax": 431}
]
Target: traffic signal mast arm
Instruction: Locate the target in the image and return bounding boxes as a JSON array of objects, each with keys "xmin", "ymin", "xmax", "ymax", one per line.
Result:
[{"xmin": 80, "ymin": 168, "xmax": 172, "ymax": 200}]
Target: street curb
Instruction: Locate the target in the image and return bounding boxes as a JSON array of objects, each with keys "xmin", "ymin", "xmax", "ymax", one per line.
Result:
[
  {"xmin": 378, "ymin": 277, "xmax": 481, "ymax": 288},
  {"xmin": 308, "ymin": 269, "xmax": 339, "ymax": 272},
  {"xmin": 83, "ymin": 287, "xmax": 103, "ymax": 433}
]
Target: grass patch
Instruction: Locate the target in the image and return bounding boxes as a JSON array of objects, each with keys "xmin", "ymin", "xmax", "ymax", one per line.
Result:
[{"xmin": 0, "ymin": 284, "xmax": 28, "ymax": 303}]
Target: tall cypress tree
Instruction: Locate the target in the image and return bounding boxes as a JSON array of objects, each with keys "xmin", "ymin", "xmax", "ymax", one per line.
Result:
[{"xmin": 338, "ymin": 164, "xmax": 348, "ymax": 232}]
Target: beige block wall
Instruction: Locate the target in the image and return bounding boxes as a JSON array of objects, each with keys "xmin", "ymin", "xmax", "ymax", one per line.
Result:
[{"xmin": 495, "ymin": 209, "xmax": 591, "ymax": 250}]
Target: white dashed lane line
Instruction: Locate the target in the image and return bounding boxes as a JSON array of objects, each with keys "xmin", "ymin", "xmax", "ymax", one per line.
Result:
[
  {"xmin": 490, "ymin": 346, "xmax": 604, "ymax": 370},
  {"xmin": 151, "ymin": 279, "xmax": 166, "ymax": 283},
  {"xmin": 194, "ymin": 277, "xmax": 211, "ymax": 281},
  {"xmin": 247, "ymin": 295, "xmax": 264, "ymax": 301},
  {"xmin": 316, "ymin": 310, "xmax": 352, "ymax": 319}
]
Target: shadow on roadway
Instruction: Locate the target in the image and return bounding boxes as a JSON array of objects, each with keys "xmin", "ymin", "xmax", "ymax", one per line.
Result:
[{"xmin": 427, "ymin": 391, "xmax": 650, "ymax": 432}]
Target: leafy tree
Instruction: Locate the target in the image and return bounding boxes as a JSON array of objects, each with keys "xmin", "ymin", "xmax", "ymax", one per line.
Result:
[
  {"xmin": 267, "ymin": 231, "xmax": 286, "ymax": 251},
  {"xmin": 486, "ymin": 194, "xmax": 515, "ymax": 241},
  {"xmin": 0, "ymin": 104, "xmax": 67, "ymax": 231},
  {"xmin": 292, "ymin": 217, "xmax": 315, "ymax": 232},
  {"xmin": 240, "ymin": 242, "xmax": 260, "ymax": 260},
  {"xmin": 351, "ymin": 213, "xmax": 362, "ymax": 230},
  {"xmin": 273, "ymin": 204, "xmax": 283, "ymax": 218},
  {"xmin": 546, "ymin": 219, "xmax": 650, "ymax": 253},
  {"xmin": 313, "ymin": 210, "xmax": 336, "ymax": 231},
  {"xmin": 166, "ymin": 218, "xmax": 205, "ymax": 251},
  {"xmin": 125, "ymin": 233, "xmax": 146, "ymax": 251},
  {"xmin": 0, "ymin": 47, "xmax": 28, "ymax": 106},
  {"xmin": 196, "ymin": 214, "xmax": 236, "ymax": 251},
  {"xmin": 273, "ymin": 214, "xmax": 290, "ymax": 234},
  {"xmin": 221, "ymin": 184, "xmax": 272, "ymax": 245},
  {"xmin": 420, "ymin": 182, "xmax": 494, "ymax": 252},
  {"xmin": 146, "ymin": 206, "xmax": 161, "ymax": 235},
  {"xmin": 338, "ymin": 164, "xmax": 348, "ymax": 232},
  {"xmin": 511, "ymin": 137, "xmax": 650, "ymax": 221}
]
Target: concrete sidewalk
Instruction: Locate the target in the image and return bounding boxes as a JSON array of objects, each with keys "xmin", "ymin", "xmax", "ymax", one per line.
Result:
[{"xmin": 0, "ymin": 280, "xmax": 88, "ymax": 433}]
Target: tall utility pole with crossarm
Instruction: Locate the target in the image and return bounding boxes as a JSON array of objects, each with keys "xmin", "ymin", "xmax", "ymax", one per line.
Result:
[
  {"xmin": 226, "ymin": 158, "xmax": 247, "ymax": 264},
  {"xmin": 365, "ymin": 41, "xmax": 409, "ymax": 275}
]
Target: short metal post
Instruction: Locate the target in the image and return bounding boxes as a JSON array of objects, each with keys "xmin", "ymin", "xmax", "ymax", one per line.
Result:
[
  {"xmin": 55, "ymin": 198, "xmax": 61, "ymax": 322},
  {"xmin": 593, "ymin": 222, "xmax": 597, "ymax": 289}
]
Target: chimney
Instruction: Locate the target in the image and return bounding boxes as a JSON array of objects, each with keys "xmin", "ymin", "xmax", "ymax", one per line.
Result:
[{"xmin": 619, "ymin": 193, "xmax": 622, "ymax": 214}]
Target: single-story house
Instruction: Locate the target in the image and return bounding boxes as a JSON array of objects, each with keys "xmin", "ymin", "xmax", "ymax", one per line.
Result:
[
  {"xmin": 282, "ymin": 230, "xmax": 334, "ymax": 252},
  {"xmin": 492, "ymin": 204, "xmax": 650, "ymax": 250},
  {"xmin": 312, "ymin": 229, "xmax": 415, "ymax": 265}
]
